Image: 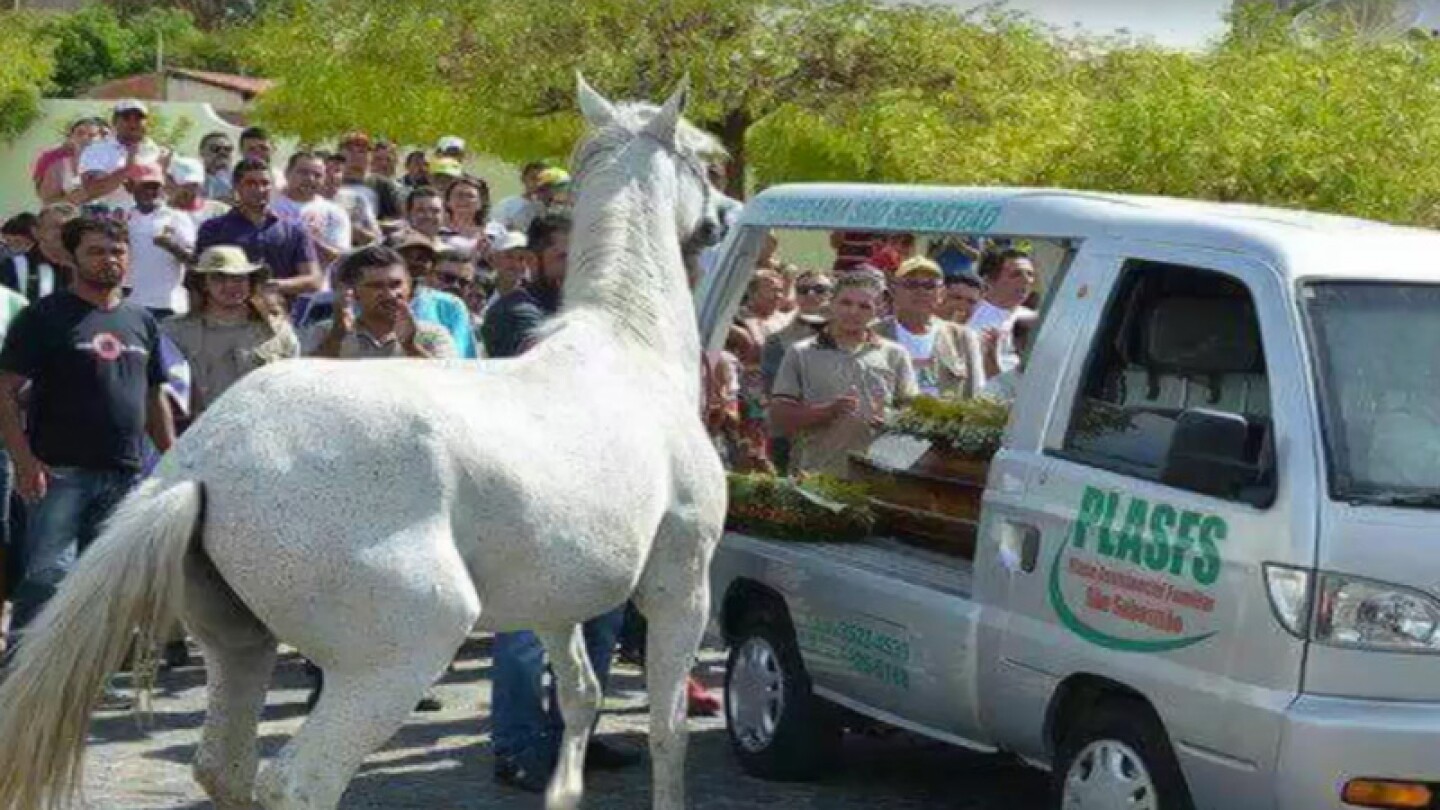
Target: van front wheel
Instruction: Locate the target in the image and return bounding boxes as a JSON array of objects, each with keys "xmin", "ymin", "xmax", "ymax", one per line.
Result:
[{"xmin": 1054, "ymin": 699, "xmax": 1194, "ymax": 810}]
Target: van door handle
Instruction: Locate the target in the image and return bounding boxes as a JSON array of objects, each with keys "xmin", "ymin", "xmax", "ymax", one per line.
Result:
[{"xmin": 1000, "ymin": 522, "xmax": 1042, "ymax": 574}]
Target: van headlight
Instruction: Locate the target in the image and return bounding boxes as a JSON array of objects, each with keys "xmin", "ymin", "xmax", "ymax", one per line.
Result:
[{"xmin": 1265, "ymin": 566, "xmax": 1440, "ymax": 653}]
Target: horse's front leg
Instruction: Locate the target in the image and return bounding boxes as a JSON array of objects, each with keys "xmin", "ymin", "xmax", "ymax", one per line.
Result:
[
  {"xmin": 537, "ymin": 624, "xmax": 601, "ymax": 810},
  {"xmin": 635, "ymin": 510, "xmax": 724, "ymax": 810}
]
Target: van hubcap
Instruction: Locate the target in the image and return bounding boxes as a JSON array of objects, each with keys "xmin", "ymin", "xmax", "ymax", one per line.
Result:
[
  {"xmin": 1063, "ymin": 740, "xmax": 1159, "ymax": 810},
  {"xmin": 728, "ymin": 636, "xmax": 786, "ymax": 753}
]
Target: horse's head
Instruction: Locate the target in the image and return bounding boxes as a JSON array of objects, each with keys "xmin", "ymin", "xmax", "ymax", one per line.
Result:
[{"xmin": 574, "ymin": 75, "xmax": 728, "ymax": 258}]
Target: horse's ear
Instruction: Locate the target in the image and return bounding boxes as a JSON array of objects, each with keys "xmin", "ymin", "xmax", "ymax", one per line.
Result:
[
  {"xmin": 642, "ymin": 75, "xmax": 690, "ymax": 147},
  {"xmin": 577, "ymin": 72, "xmax": 619, "ymax": 129}
]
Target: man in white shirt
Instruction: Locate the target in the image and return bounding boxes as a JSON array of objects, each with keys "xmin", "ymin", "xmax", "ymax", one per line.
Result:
[
  {"xmin": 78, "ymin": 99, "xmax": 166, "ymax": 211},
  {"xmin": 490, "ymin": 160, "xmax": 552, "ymax": 231},
  {"xmin": 125, "ymin": 163, "xmax": 196, "ymax": 318},
  {"xmin": 270, "ymin": 151, "xmax": 352, "ymax": 268},
  {"xmin": 968, "ymin": 248, "xmax": 1037, "ymax": 378},
  {"xmin": 167, "ymin": 157, "xmax": 230, "ymax": 228}
]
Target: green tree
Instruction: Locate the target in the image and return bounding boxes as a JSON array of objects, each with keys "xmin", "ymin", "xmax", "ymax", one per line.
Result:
[
  {"xmin": 0, "ymin": 12, "xmax": 57, "ymax": 142},
  {"xmin": 246, "ymin": 0, "xmax": 999, "ymax": 196},
  {"xmin": 1052, "ymin": 3, "xmax": 1440, "ymax": 226},
  {"xmin": 41, "ymin": 4, "xmax": 246, "ymax": 97}
]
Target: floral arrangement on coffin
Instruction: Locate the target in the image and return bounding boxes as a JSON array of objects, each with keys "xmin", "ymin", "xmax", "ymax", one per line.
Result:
[
  {"xmin": 726, "ymin": 473, "xmax": 876, "ymax": 542},
  {"xmin": 887, "ymin": 395, "xmax": 1012, "ymax": 460}
]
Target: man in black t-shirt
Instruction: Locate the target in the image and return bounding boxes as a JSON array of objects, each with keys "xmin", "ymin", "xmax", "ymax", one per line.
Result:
[{"xmin": 0, "ymin": 216, "xmax": 175, "ymax": 645}]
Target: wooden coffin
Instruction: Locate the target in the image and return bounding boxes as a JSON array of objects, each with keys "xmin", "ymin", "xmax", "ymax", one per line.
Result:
[{"xmin": 848, "ymin": 432, "xmax": 990, "ymax": 559}]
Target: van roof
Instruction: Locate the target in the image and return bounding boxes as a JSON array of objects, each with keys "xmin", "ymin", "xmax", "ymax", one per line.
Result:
[{"xmin": 741, "ymin": 184, "xmax": 1440, "ymax": 283}]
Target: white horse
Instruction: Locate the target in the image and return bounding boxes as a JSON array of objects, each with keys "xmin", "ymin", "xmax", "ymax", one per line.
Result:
[{"xmin": 0, "ymin": 76, "xmax": 727, "ymax": 810}]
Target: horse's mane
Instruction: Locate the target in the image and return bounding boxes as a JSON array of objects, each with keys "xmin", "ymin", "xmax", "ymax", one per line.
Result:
[{"xmin": 551, "ymin": 101, "xmax": 722, "ymax": 364}]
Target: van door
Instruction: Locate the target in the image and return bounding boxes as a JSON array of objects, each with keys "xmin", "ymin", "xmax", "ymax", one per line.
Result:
[{"xmin": 979, "ymin": 245, "xmax": 1316, "ymax": 810}]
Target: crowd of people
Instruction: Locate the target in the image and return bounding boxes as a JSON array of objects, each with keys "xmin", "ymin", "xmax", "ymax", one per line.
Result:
[
  {"xmin": 716, "ymin": 231, "xmax": 1037, "ymax": 479},
  {"xmin": 0, "ymin": 97, "xmax": 1039, "ymax": 795}
]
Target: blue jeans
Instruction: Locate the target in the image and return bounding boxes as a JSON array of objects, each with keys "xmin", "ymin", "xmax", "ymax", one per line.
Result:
[
  {"xmin": 491, "ymin": 606, "xmax": 627, "ymax": 762},
  {"xmin": 9, "ymin": 467, "xmax": 139, "ymax": 637}
]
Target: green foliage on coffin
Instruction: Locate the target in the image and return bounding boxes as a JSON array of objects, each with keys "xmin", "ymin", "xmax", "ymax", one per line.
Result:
[{"xmin": 726, "ymin": 472, "xmax": 876, "ymax": 543}]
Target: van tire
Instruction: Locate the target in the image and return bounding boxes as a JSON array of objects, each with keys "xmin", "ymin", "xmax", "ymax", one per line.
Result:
[
  {"xmin": 724, "ymin": 612, "xmax": 840, "ymax": 781},
  {"xmin": 1053, "ymin": 698, "xmax": 1194, "ymax": 810}
]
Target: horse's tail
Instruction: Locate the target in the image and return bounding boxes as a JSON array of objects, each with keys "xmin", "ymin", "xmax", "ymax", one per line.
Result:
[{"xmin": 0, "ymin": 478, "xmax": 203, "ymax": 810}]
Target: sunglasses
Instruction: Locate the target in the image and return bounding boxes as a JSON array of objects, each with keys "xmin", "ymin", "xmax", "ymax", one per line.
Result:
[
  {"xmin": 796, "ymin": 284, "xmax": 833, "ymax": 295},
  {"xmin": 438, "ymin": 272, "xmax": 474, "ymax": 288}
]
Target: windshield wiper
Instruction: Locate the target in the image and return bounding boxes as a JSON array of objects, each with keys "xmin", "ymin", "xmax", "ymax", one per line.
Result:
[{"xmin": 1351, "ymin": 491, "xmax": 1440, "ymax": 509}]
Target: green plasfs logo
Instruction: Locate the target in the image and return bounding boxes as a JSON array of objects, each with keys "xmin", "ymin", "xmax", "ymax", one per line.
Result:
[{"xmin": 1048, "ymin": 486, "xmax": 1226, "ymax": 653}]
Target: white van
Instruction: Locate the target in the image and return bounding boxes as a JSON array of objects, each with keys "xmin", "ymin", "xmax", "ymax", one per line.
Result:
[{"xmin": 699, "ymin": 185, "xmax": 1440, "ymax": 810}]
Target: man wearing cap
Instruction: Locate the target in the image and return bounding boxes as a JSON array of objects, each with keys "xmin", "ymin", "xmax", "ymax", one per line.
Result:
[
  {"xmin": 78, "ymin": 100, "xmax": 167, "ymax": 211},
  {"xmin": 436, "ymin": 136, "xmax": 466, "ymax": 162},
  {"xmin": 163, "ymin": 246, "xmax": 300, "ymax": 416},
  {"xmin": 490, "ymin": 160, "xmax": 554, "ymax": 233},
  {"xmin": 338, "ymin": 131, "xmax": 404, "ymax": 223},
  {"xmin": 196, "ymin": 158, "xmax": 322, "ymax": 307},
  {"xmin": 483, "ymin": 230, "xmax": 531, "ymax": 314},
  {"xmin": 125, "ymin": 163, "xmax": 197, "ymax": 319},
  {"xmin": 271, "ymin": 151, "xmax": 352, "ymax": 268},
  {"xmin": 166, "ymin": 157, "xmax": 230, "ymax": 228},
  {"xmin": 428, "ymin": 157, "xmax": 463, "ymax": 198},
  {"xmin": 388, "ymin": 230, "xmax": 477, "ymax": 359},
  {"xmin": 874, "ymin": 256, "xmax": 985, "ymax": 398}
]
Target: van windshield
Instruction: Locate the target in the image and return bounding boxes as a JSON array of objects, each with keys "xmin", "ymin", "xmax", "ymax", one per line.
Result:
[{"xmin": 1305, "ymin": 282, "xmax": 1440, "ymax": 506}]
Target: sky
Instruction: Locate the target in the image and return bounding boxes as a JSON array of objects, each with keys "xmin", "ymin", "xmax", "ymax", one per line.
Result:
[{"xmin": 925, "ymin": 0, "xmax": 1236, "ymax": 49}]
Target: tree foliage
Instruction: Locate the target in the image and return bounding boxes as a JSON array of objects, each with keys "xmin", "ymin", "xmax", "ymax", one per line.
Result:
[
  {"xmin": 40, "ymin": 3, "xmax": 245, "ymax": 97},
  {"xmin": 245, "ymin": 0, "xmax": 1440, "ymax": 226},
  {"xmin": 0, "ymin": 12, "xmax": 57, "ymax": 142}
]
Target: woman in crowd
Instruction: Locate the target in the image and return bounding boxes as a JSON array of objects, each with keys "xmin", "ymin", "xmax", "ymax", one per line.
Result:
[
  {"xmin": 34, "ymin": 117, "xmax": 105, "ymax": 205},
  {"xmin": 162, "ymin": 246, "xmax": 301, "ymax": 422},
  {"xmin": 443, "ymin": 175, "xmax": 491, "ymax": 253}
]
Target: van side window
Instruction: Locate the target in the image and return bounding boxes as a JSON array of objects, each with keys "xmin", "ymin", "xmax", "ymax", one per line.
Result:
[{"xmin": 1060, "ymin": 261, "xmax": 1274, "ymax": 499}]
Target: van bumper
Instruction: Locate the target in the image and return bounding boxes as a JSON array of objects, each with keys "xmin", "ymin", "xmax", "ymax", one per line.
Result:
[{"xmin": 1276, "ymin": 694, "xmax": 1440, "ymax": 809}]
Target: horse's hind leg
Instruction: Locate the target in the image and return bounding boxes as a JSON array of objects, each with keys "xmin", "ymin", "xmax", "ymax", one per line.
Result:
[
  {"xmin": 537, "ymin": 624, "xmax": 601, "ymax": 810},
  {"xmin": 184, "ymin": 543, "xmax": 279, "ymax": 810},
  {"xmin": 254, "ymin": 530, "xmax": 480, "ymax": 810},
  {"xmin": 634, "ymin": 515, "xmax": 722, "ymax": 810}
]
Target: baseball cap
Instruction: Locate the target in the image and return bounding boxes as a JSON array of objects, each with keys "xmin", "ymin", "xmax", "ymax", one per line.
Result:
[
  {"xmin": 168, "ymin": 156, "xmax": 205, "ymax": 187},
  {"xmin": 895, "ymin": 256, "xmax": 943, "ymax": 280},
  {"xmin": 129, "ymin": 162, "xmax": 165, "ymax": 185},
  {"xmin": 429, "ymin": 157, "xmax": 463, "ymax": 178},
  {"xmin": 535, "ymin": 167, "xmax": 571, "ymax": 188},
  {"xmin": 113, "ymin": 99, "xmax": 149, "ymax": 117},
  {"xmin": 491, "ymin": 231, "xmax": 528, "ymax": 253},
  {"xmin": 436, "ymin": 136, "xmax": 466, "ymax": 154}
]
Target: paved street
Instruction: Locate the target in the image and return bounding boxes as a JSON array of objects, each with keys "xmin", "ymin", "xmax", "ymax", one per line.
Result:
[{"xmin": 82, "ymin": 637, "xmax": 1047, "ymax": 809}]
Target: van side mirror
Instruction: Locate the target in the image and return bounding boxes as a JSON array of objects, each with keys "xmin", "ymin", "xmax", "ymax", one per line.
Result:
[{"xmin": 1162, "ymin": 409, "xmax": 1275, "ymax": 508}]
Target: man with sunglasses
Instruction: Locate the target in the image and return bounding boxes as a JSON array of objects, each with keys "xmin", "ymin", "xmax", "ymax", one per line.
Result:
[
  {"xmin": 434, "ymin": 248, "xmax": 484, "ymax": 339},
  {"xmin": 77, "ymin": 100, "xmax": 166, "ymax": 211},
  {"xmin": 199, "ymin": 132, "xmax": 235, "ymax": 203},
  {"xmin": 762, "ymin": 268, "xmax": 833, "ymax": 471},
  {"xmin": 874, "ymin": 256, "xmax": 985, "ymax": 398}
]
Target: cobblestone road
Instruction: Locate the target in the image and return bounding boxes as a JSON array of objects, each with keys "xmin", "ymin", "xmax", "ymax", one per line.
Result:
[{"xmin": 82, "ymin": 637, "xmax": 1047, "ymax": 809}]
